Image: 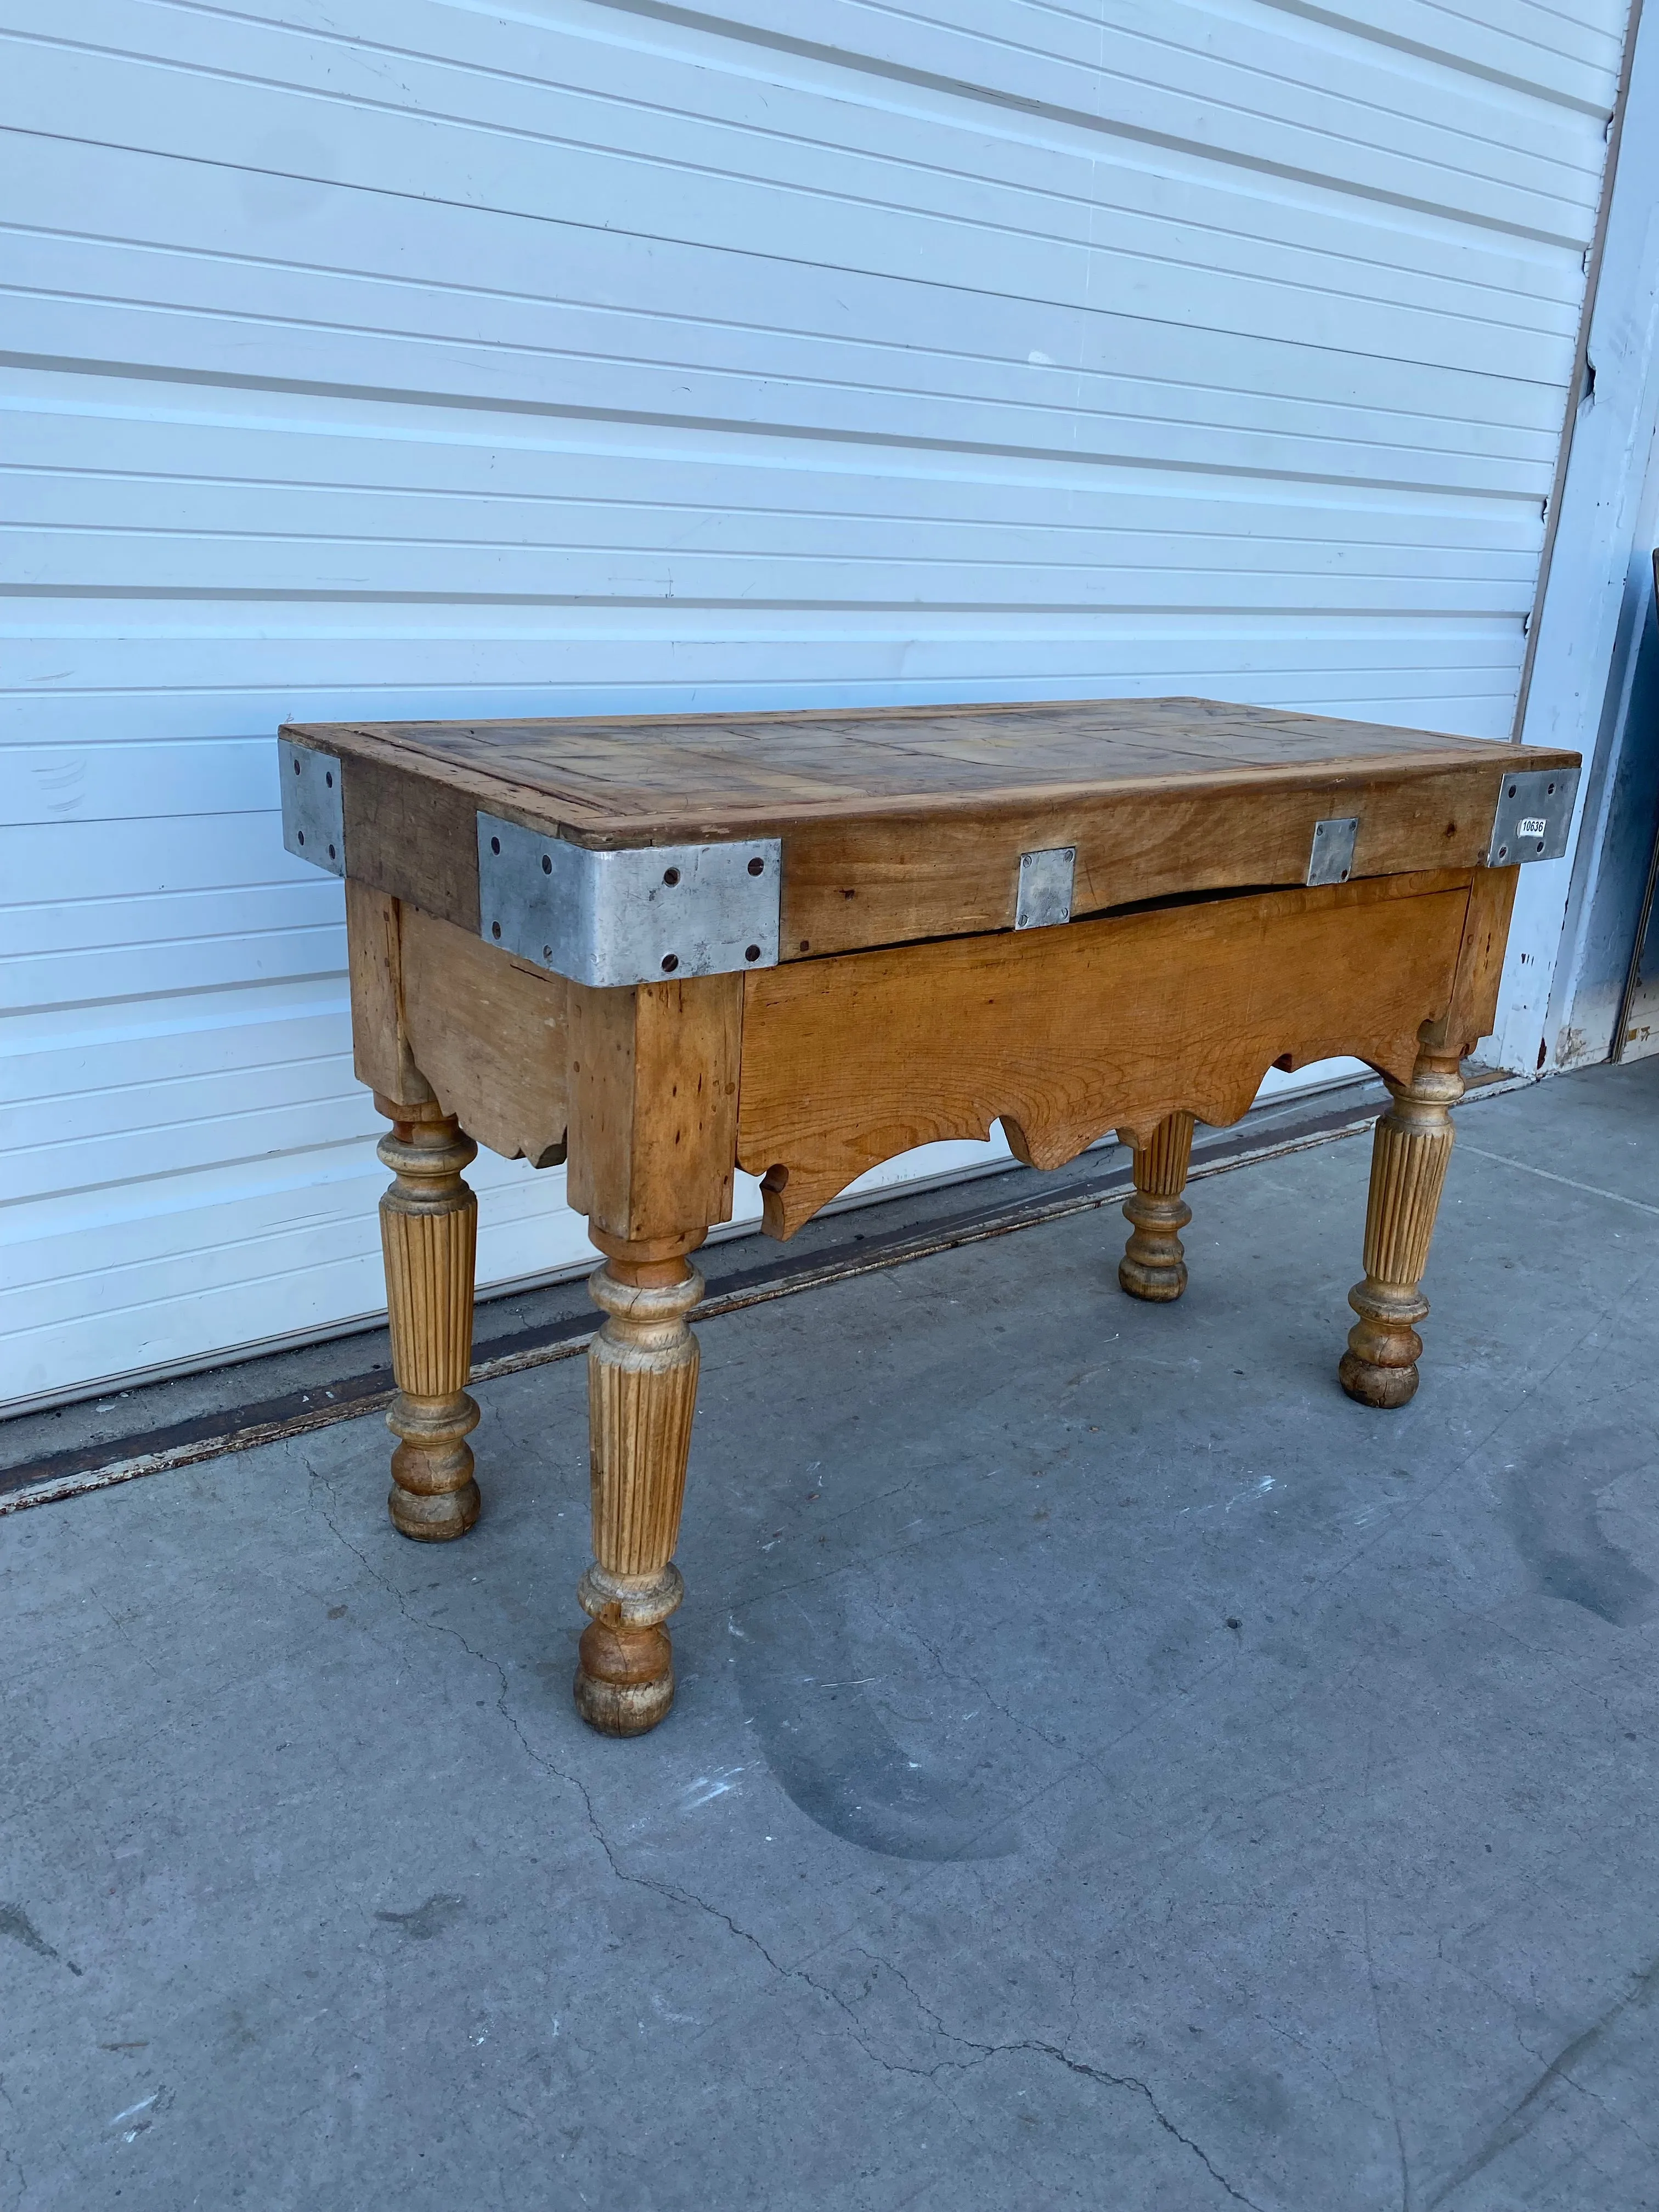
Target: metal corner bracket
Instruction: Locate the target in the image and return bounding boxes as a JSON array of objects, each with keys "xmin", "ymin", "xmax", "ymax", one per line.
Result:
[
  {"xmin": 1487, "ymin": 764, "xmax": 1580, "ymax": 866},
  {"xmin": 477, "ymin": 812, "xmax": 782, "ymax": 987},
  {"xmin": 278, "ymin": 737, "xmax": 345, "ymax": 876}
]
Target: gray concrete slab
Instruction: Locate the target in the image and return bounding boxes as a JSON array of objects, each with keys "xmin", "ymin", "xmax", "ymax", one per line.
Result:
[{"xmin": 3, "ymin": 1061, "xmax": 1657, "ymax": 2212}]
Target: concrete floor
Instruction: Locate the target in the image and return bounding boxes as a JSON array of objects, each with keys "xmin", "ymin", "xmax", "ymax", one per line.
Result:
[{"xmin": 3, "ymin": 1062, "xmax": 1658, "ymax": 2212}]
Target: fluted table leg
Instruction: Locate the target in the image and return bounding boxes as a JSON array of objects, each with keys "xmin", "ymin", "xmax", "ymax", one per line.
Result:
[
  {"xmin": 1120, "ymin": 1109, "xmax": 1195, "ymax": 1301},
  {"xmin": 1339, "ymin": 1049, "xmax": 1463, "ymax": 1408},
  {"xmin": 375, "ymin": 1095, "xmax": 481, "ymax": 1539},
  {"xmin": 574, "ymin": 1235, "xmax": 704, "ymax": 1736}
]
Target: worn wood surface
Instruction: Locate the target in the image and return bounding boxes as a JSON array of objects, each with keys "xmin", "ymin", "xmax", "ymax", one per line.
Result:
[
  {"xmin": 398, "ymin": 906, "xmax": 570, "ymax": 1168},
  {"xmin": 345, "ymin": 881, "xmax": 433, "ymax": 1108},
  {"xmin": 324, "ymin": 714, "xmax": 1550, "ymax": 1737},
  {"xmin": 1423, "ymin": 862, "xmax": 1520, "ymax": 1059},
  {"xmin": 737, "ymin": 869, "xmax": 1479, "ymax": 1237},
  {"xmin": 346, "ymin": 887, "xmax": 569, "ymax": 1165},
  {"xmin": 375, "ymin": 1101, "xmax": 482, "ymax": 1542},
  {"xmin": 1120, "ymin": 1110, "xmax": 1196, "ymax": 1302},
  {"xmin": 289, "ymin": 697, "xmax": 1571, "ymax": 842},
  {"xmin": 566, "ymin": 975, "xmax": 743, "ymax": 1246},
  {"xmin": 557, "ymin": 980, "xmax": 744, "ymax": 1733},
  {"xmin": 781, "ymin": 766, "xmax": 1502, "ymax": 957},
  {"xmin": 1339, "ymin": 1049, "xmax": 1464, "ymax": 1408},
  {"xmin": 575, "ymin": 1249, "xmax": 703, "ymax": 1736},
  {"xmin": 339, "ymin": 746, "xmax": 481, "ymax": 932},
  {"xmin": 293, "ymin": 699, "xmax": 1577, "ymax": 962}
]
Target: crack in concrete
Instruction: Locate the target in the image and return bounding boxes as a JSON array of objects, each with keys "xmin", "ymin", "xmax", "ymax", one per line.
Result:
[
  {"xmin": 887, "ymin": 1599, "xmax": 1069, "ymax": 1757},
  {"xmin": 1426, "ymin": 1954, "xmax": 1659, "ymax": 2207},
  {"xmin": 305, "ymin": 1464, "xmax": 487, "ymax": 1673},
  {"xmin": 304, "ymin": 1456, "xmax": 809, "ymax": 1988},
  {"xmin": 998, "ymin": 2042, "xmax": 1267, "ymax": 2209},
  {"xmin": 848, "ymin": 1948, "xmax": 1266, "ymax": 2205},
  {"xmin": 304, "ymin": 1458, "xmax": 1263, "ymax": 2208},
  {"xmin": 774, "ymin": 1940, "xmax": 1269, "ymax": 2207},
  {"xmin": 85, "ymin": 1590, "xmax": 166, "ymax": 1681},
  {"xmin": 1546, "ymin": 2059, "xmax": 1651, "ymax": 2142},
  {"xmin": 0, "ymin": 2070, "xmax": 27, "ymax": 2209},
  {"xmin": 1360, "ymin": 1882, "xmax": 1412, "ymax": 2212}
]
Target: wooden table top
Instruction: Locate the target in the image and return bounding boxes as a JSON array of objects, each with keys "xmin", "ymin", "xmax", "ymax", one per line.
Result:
[
  {"xmin": 285, "ymin": 697, "xmax": 1570, "ymax": 845},
  {"xmin": 287, "ymin": 698, "xmax": 1579, "ymax": 963}
]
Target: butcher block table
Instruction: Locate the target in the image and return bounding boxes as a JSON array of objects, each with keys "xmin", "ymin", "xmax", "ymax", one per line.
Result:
[{"xmin": 279, "ymin": 698, "xmax": 1579, "ymax": 1736}]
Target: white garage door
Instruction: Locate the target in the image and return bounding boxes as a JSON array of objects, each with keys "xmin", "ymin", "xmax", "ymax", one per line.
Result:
[{"xmin": 1, "ymin": 0, "xmax": 1631, "ymax": 1409}]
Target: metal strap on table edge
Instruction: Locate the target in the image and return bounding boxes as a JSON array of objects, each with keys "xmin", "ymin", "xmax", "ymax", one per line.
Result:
[
  {"xmin": 477, "ymin": 810, "xmax": 781, "ymax": 987},
  {"xmin": 1306, "ymin": 817, "xmax": 1357, "ymax": 887},
  {"xmin": 1014, "ymin": 846, "xmax": 1076, "ymax": 929},
  {"xmin": 1486, "ymin": 763, "xmax": 1580, "ymax": 867},
  {"xmin": 1304, "ymin": 763, "xmax": 1581, "ymax": 888},
  {"xmin": 274, "ymin": 743, "xmax": 1583, "ymax": 949},
  {"xmin": 278, "ymin": 737, "xmax": 345, "ymax": 877}
]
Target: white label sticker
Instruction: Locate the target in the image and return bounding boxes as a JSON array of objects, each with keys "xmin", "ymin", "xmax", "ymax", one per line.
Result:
[{"xmin": 1517, "ymin": 816, "xmax": 1548, "ymax": 837}]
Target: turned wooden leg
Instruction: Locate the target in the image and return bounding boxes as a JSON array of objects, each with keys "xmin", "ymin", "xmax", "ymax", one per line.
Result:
[
  {"xmin": 1339, "ymin": 1051, "xmax": 1463, "ymax": 1408},
  {"xmin": 376, "ymin": 1094, "xmax": 481, "ymax": 1540},
  {"xmin": 1120, "ymin": 1110, "xmax": 1195, "ymax": 1302},
  {"xmin": 574, "ymin": 1234, "xmax": 704, "ymax": 1736}
]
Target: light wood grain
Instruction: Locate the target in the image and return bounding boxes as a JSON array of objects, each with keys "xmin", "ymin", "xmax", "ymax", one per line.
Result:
[
  {"xmin": 346, "ymin": 887, "xmax": 570, "ymax": 1165},
  {"xmin": 566, "ymin": 975, "xmax": 742, "ymax": 1245},
  {"xmin": 289, "ymin": 697, "xmax": 1574, "ymax": 844},
  {"xmin": 1120, "ymin": 1110, "xmax": 1196, "ymax": 1302},
  {"xmin": 1339, "ymin": 1049, "xmax": 1463, "ymax": 1408},
  {"xmin": 781, "ymin": 766, "xmax": 1502, "ymax": 957},
  {"xmin": 345, "ymin": 880, "xmax": 433, "ymax": 1107},
  {"xmin": 738, "ymin": 870, "xmax": 1479, "ymax": 1238},
  {"xmin": 558, "ymin": 978, "xmax": 743, "ymax": 1736},
  {"xmin": 323, "ymin": 707, "xmax": 1553, "ymax": 1740},
  {"xmin": 575, "ymin": 1251, "xmax": 703, "ymax": 1737},
  {"xmin": 376, "ymin": 1099, "xmax": 482, "ymax": 1541},
  {"xmin": 1423, "ymin": 861, "xmax": 1519, "ymax": 1058},
  {"xmin": 341, "ymin": 745, "xmax": 482, "ymax": 933},
  {"xmin": 294, "ymin": 700, "xmax": 1576, "ymax": 964},
  {"xmin": 1332, "ymin": 859, "xmax": 1508, "ymax": 1406},
  {"xmin": 398, "ymin": 905, "xmax": 569, "ymax": 1167}
]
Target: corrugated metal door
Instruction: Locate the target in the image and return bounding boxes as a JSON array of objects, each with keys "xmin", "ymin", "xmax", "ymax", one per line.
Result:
[{"xmin": 1, "ymin": 0, "xmax": 1631, "ymax": 1408}]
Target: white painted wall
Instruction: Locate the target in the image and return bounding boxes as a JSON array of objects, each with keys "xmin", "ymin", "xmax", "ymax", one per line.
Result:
[
  {"xmin": 1485, "ymin": 4, "xmax": 1659, "ymax": 1079},
  {"xmin": 1540, "ymin": 399, "xmax": 1659, "ymax": 1068},
  {"xmin": 0, "ymin": 0, "xmax": 1633, "ymax": 1409}
]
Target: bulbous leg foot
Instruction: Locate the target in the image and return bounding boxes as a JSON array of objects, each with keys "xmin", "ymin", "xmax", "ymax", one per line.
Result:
[
  {"xmin": 1120, "ymin": 1110, "xmax": 1195, "ymax": 1302},
  {"xmin": 387, "ymin": 1390, "xmax": 481, "ymax": 1539},
  {"xmin": 574, "ymin": 1565, "xmax": 684, "ymax": 1736}
]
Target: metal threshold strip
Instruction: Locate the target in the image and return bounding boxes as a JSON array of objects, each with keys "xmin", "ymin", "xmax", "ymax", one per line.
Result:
[{"xmin": 0, "ymin": 1082, "xmax": 1404, "ymax": 1517}]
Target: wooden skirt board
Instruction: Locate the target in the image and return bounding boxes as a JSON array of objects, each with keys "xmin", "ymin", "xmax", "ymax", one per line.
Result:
[
  {"xmin": 283, "ymin": 697, "xmax": 1576, "ymax": 1739},
  {"xmin": 737, "ymin": 869, "xmax": 1494, "ymax": 1235}
]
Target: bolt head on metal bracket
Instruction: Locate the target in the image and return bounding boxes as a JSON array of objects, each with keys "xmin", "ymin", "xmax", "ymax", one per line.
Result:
[
  {"xmin": 1487, "ymin": 764, "xmax": 1579, "ymax": 866},
  {"xmin": 1306, "ymin": 816, "xmax": 1358, "ymax": 887},
  {"xmin": 477, "ymin": 812, "xmax": 782, "ymax": 986},
  {"xmin": 278, "ymin": 738, "xmax": 345, "ymax": 876},
  {"xmin": 1015, "ymin": 847, "xmax": 1076, "ymax": 929}
]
